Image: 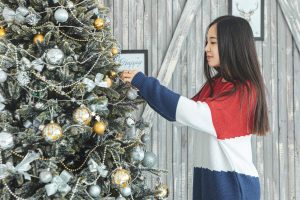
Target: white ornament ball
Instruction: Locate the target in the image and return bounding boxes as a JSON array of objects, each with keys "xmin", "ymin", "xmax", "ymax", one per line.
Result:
[
  {"xmin": 126, "ymin": 117, "xmax": 135, "ymax": 127},
  {"xmin": 0, "ymin": 70, "xmax": 8, "ymax": 83},
  {"xmin": 0, "ymin": 131, "xmax": 14, "ymax": 150},
  {"xmin": 88, "ymin": 185, "xmax": 101, "ymax": 197},
  {"xmin": 126, "ymin": 88, "xmax": 138, "ymax": 100},
  {"xmin": 141, "ymin": 134, "xmax": 151, "ymax": 143},
  {"xmin": 54, "ymin": 8, "xmax": 69, "ymax": 23},
  {"xmin": 120, "ymin": 186, "xmax": 132, "ymax": 197},
  {"xmin": 45, "ymin": 48, "xmax": 65, "ymax": 65},
  {"xmin": 39, "ymin": 170, "xmax": 53, "ymax": 183}
]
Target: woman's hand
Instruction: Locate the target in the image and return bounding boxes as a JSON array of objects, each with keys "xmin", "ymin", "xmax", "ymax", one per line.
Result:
[{"xmin": 120, "ymin": 70, "xmax": 138, "ymax": 83}]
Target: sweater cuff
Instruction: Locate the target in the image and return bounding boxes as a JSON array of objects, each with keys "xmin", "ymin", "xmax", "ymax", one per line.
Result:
[{"xmin": 131, "ymin": 72, "xmax": 146, "ymax": 89}]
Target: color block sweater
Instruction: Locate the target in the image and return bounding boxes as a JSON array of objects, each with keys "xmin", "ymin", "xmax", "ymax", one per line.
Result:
[{"xmin": 131, "ymin": 72, "xmax": 260, "ymax": 200}]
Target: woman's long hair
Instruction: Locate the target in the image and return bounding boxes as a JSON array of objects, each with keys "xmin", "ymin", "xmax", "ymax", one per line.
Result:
[{"xmin": 204, "ymin": 15, "xmax": 270, "ymax": 136}]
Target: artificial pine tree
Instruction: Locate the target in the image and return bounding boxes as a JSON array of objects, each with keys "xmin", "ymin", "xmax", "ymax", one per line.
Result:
[{"xmin": 0, "ymin": 0, "xmax": 168, "ymax": 199}]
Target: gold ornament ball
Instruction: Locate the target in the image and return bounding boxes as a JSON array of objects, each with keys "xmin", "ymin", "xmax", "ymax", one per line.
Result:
[
  {"xmin": 154, "ymin": 184, "xmax": 169, "ymax": 199},
  {"xmin": 105, "ymin": 76, "xmax": 113, "ymax": 88},
  {"xmin": 33, "ymin": 34, "xmax": 44, "ymax": 44},
  {"xmin": 94, "ymin": 18, "xmax": 105, "ymax": 30},
  {"xmin": 73, "ymin": 105, "xmax": 92, "ymax": 125},
  {"xmin": 0, "ymin": 27, "xmax": 6, "ymax": 39},
  {"xmin": 111, "ymin": 47, "xmax": 119, "ymax": 55},
  {"xmin": 108, "ymin": 70, "xmax": 117, "ymax": 79},
  {"xmin": 42, "ymin": 121, "xmax": 63, "ymax": 142},
  {"xmin": 93, "ymin": 121, "xmax": 106, "ymax": 135},
  {"xmin": 111, "ymin": 168, "xmax": 131, "ymax": 187}
]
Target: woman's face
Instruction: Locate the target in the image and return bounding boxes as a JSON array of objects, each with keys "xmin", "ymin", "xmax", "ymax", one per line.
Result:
[{"xmin": 205, "ymin": 24, "xmax": 220, "ymax": 67}]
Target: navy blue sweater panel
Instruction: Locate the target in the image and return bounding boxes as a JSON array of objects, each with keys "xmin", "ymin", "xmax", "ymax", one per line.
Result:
[{"xmin": 131, "ymin": 72, "xmax": 180, "ymax": 121}]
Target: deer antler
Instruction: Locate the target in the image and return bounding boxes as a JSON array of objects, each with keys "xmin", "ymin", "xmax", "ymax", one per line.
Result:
[{"xmin": 235, "ymin": 2, "xmax": 259, "ymax": 22}]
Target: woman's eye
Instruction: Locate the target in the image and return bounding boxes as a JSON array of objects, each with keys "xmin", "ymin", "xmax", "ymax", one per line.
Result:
[{"xmin": 211, "ymin": 42, "xmax": 217, "ymax": 44}]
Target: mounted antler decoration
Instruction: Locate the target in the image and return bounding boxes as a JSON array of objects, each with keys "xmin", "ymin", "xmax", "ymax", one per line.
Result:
[{"xmin": 235, "ymin": 1, "xmax": 259, "ymax": 22}]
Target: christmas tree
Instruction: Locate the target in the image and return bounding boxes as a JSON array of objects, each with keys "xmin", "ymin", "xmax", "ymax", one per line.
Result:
[{"xmin": 0, "ymin": 0, "xmax": 168, "ymax": 199}]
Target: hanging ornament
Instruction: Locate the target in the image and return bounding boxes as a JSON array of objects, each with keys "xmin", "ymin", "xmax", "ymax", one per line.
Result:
[
  {"xmin": 34, "ymin": 102, "xmax": 46, "ymax": 111},
  {"xmin": 142, "ymin": 152, "xmax": 157, "ymax": 168},
  {"xmin": 126, "ymin": 117, "xmax": 135, "ymax": 127},
  {"xmin": 93, "ymin": 120, "xmax": 106, "ymax": 135},
  {"xmin": 105, "ymin": 76, "xmax": 113, "ymax": 88},
  {"xmin": 32, "ymin": 58, "xmax": 44, "ymax": 72},
  {"xmin": 42, "ymin": 121, "xmax": 63, "ymax": 142},
  {"xmin": 16, "ymin": 7, "xmax": 29, "ymax": 17},
  {"xmin": 33, "ymin": 33, "xmax": 44, "ymax": 44},
  {"xmin": 26, "ymin": 13, "xmax": 41, "ymax": 26},
  {"xmin": 126, "ymin": 88, "xmax": 138, "ymax": 100},
  {"xmin": 54, "ymin": 8, "xmax": 69, "ymax": 23},
  {"xmin": 130, "ymin": 146, "xmax": 145, "ymax": 162},
  {"xmin": 111, "ymin": 168, "xmax": 131, "ymax": 187},
  {"xmin": 73, "ymin": 105, "xmax": 92, "ymax": 125},
  {"xmin": 39, "ymin": 170, "xmax": 53, "ymax": 183},
  {"xmin": 66, "ymin": 1, "xmax": 75, "ymax": 9},
  {"xmin": 116, "ymin": 195, "xmax": 126, "ymax": 200},
  {"xmin": 108, "ymin": 70, "xmax": 117, "ymax": 79},
  {"xmin": 45, "ymin": 47, "xmax": 65, "ymax": 65},
  {"xmin": 120, "ymin": 186, "xmax": 132, "ymax": 197},
  {"xmin": 93, "ymin": 18, "xmax": 105, "ymax": 30},
  {"xmin": 154, "ymin": 184, "xmax": 169, "ymax": 199},
  {"xmin": 0, "ymin": 27, "xmax": 6, "ymax": 39},
  {"xmin": 88, "ymin": 185, "xmax": 101, "ymax": 198},
  {"xmin": 111, "ymin": 47, "xmax": 119, "ymax": 56},
  {"xmin": 0, "ymin": 70, "xmax": 8, "ymax": 83},
  {"xmin": 16, "ymin": 70, "xmax": 30, "ymax": 86},
  {"xmin": 0, "ymin": 130, "xmax": 14, "ymax": 150},
  {"xmin": 141, "ymin": 134, "xmax": 151, "ymax": 144}
]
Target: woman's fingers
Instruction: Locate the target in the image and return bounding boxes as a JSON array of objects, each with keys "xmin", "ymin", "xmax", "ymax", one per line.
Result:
[{"xmin": 121, "ymin": 70, "xmax": 138, "ymax": 83}]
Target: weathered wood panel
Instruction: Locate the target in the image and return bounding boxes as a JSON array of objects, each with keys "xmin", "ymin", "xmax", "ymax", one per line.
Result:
[{"xmin": 106, "ymin": 0, "xmax": 300, "ymax": 199}]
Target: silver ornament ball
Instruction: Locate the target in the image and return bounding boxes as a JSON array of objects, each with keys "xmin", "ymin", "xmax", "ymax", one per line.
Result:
[
  {"xmin": 0, "ymin": 70, "xmax": 8, "ymax": 83},
  {"xmin": 141, "ymin": 134, "xmax": 151, "ymax": 144},
  {"xmin": 0, "ymin": 131, "xmax": 14, "ymax": 150},
  {"xmin": 39, "ymin": 170, "xmax": 53, "ymax": 183},
  {"xmin": 130, "ymin": 146, "xmax": 145, "ymax": 162},
  {"xmin": 116, "ymin": 195, "xmax": 126, "ymax": 200},
  {"xmin": 46, "ymin": 48, "xmax": 65, "ymax": 65},
  {"xmin": 126, "ymin": 117, "xmax": 135, "ymax": 127},
  {"xmin": 88, "ymin": 185, "xmax": 101, "ymax": 197},
  {"xmin": 120, "ymin": 186, "xmax": 132, "ymax": 197},
  {"xmin": 142, "ymin": 152, "xmax": 157, "ymax": 168},
  {"xmin": 54, "ymin": 8, "xmax": 69, "ymax": 23},
  {"xmin": 126, "ymin": 88, "xmax": 138, "ymax": 100}
]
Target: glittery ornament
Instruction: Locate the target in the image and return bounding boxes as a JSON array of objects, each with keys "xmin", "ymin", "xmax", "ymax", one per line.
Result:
[
  {"xmin": 0, "ymin": 27, "xmax": 6, "ymax": 38},
  {"xmin": 0, "ymin": 131, "xmax": 14, "ymax": 150},
  {"xmin": 111, "ymin": 168, "xmax": 131, "ymax": 187},
  {"xmin": 54, "ymin": 8, "xmax": 69, "ymax": 23},
  {"xmin": 88, "ymin": 185, "xmax": 101, "ymax": 198},
  {"xmin": 26, "ymin": 13, "xmax": 41, "ymax": 26},
  {"xmin": 32, "ymin": 58, "xmax": 44, "ymax": 72},
  {"xmin": 120, "ymin": 186, "xmax": 131, "ymax": 197},
  {"xmin": 93, "ymin": 120, "xmax": 106, "ymax": 135},
  {"xmin": 126, "ymin": 88, "xmax": 138, "ymax": 100},
  {"xmin": 73, "ymin": 105, "xmax": 92, "ymax": 125},
  {"xmin": 33, "ymin": 34, "xmax": 44, "ymax": 44},
  {"xmin": 154, "ymin": 184, "xmax": 169, "ymax": 199},
  {"xmin": 94, "ymin": 18, "xmax": 105, "ymax": 30},
  {"xmin": 42, "ymin": 121, "xmax": 63, "ymax": 142},
  {"xmin": 142, "ymin": 152, "xmax": 157, "ymax": 168},
  {"xmin": 0, "ymin": 70, "xmax": 8, "ymax": 83},
  {"xmin": 108, "ymin": 70, "xmax": 117, "ymax": 79},
  {"xmin": 105, "ymin": 76, "xmax": 113, "ymax": 88},
  {"xmin": 130, "ymin": 146, "xmax": 145, "ymax": 162},
  {"xmin": 39, "ymin": 170, "xmax": 53, "ymax": 183},
  {"xmin": 45, "ymin": 47, "xmax": 65, "ymax": 65},
  {"xmin": 16, "ymin": 71, "xmax": 30, "ymax": 86},
  {"xmin": 34, "ymin": 102, "xmax": 46, "ymax": 111}
]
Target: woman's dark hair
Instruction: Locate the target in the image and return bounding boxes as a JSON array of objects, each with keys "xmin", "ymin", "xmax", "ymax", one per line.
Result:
[{"xmin": 204, "ymin": 15, "xmax": 269, "ymax": 136}]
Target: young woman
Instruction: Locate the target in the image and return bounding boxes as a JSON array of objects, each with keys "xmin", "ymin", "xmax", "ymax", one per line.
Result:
[{"xmin": 121, "ymin": 15, "xmax": 269, "ymax": 200}]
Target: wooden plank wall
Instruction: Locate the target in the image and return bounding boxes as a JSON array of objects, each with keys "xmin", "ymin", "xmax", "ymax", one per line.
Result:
[{"xmin": 102, "ymin": 0, "xmax": 300, "ymax": 199}]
